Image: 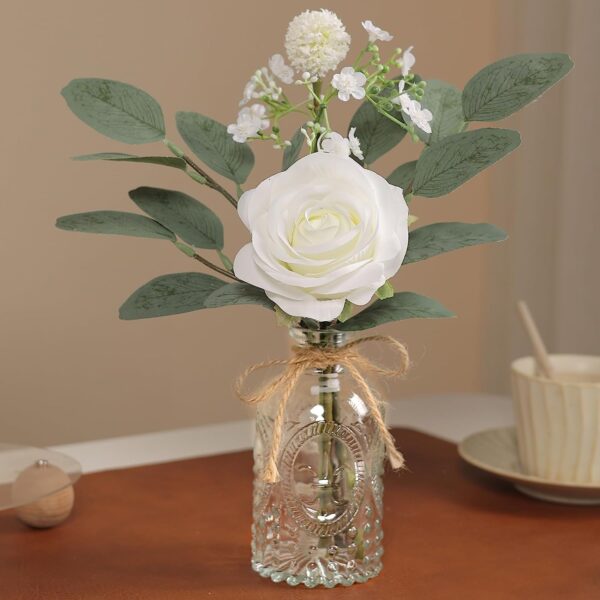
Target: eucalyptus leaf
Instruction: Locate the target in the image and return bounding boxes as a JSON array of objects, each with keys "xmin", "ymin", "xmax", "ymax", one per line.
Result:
[
  {"xmin": 61, "ymin": 79, "xmax": 165, "ymax": 143},
  {"xmin": 283, "ymin": 127, "xmax": 305, "ymax": 170},
  {"xmin": 119, "ymin": 272, "xmax": 225, "ymax": 320},
  {"xmin": 412, "ymin": 128, "xmax": 520, "ymax": 198},
  {"xmin": 387, "ymin": 161, "xmax": 417, "ymax": 192},
  {"xmin": 204, "ymin": 282, "xmax": 274, "ymax": 310},
  {"xmin": 463, "ymin": 53, "xmax": 573, "ymax": 122},
  {"xmin": 337, "ymin": 292, "xmax": 454, "ymax": 331},
  {"xmin": 129, "ymin": 187, "xmax": 224, "ymax": 249},
  {"xmin": 56, "ymin": 211, "xmax": 175, "ymax": 241},
  {"xmin": 348, "ymin": 100, "xmax": 406, "ymax": 165},
  {"xmin": 73, "ymin": 153, "xmax": 186, "ymax": 169},
  {"xmin": 412, "ymin": 80, "xmax": 464, "ymax": 144},
  {"xmin": 176, "ymin": 111, "xmax": 254, "ymax": 184},
  {"xmin": 404, "ymin": 222, "xmax": 507, "ymax": 265}
]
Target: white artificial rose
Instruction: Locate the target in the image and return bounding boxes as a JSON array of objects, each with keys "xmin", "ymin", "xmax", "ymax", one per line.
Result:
[{"xmin": 233, "ymin": 152, "xmax": 409, "ymax": 321}]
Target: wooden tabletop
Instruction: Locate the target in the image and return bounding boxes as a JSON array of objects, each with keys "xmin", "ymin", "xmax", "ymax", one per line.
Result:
[{"xmin": 1, "ymin": 428, "xmax": 598, "ymax": 599}]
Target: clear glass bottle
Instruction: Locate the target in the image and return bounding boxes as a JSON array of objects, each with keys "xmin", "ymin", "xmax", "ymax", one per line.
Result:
[{"xmin": 251, "ymin": 328, "xmax": 385, "ymax": 588}]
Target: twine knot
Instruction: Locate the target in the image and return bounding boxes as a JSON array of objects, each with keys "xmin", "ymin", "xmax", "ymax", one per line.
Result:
[{"xmin": 236, "ymin": 334, "xmax": 410, "ymax": 483}]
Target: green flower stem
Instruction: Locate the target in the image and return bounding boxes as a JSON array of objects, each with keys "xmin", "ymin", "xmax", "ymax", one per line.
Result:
[
  {"xmin": 317, "ymin": 371, "xmax": 335, "ymax": 548},
  {"xmin": 164, "ymin": 139, "xmax": 238, "ymax": 208},
  {"xmin": 192, "ymin": 252, "xmax": 240, "ymax": 281},
  {"xmin": 173, "ymin": 241, "xmax": 239, "ymax": 281},
  {"xmin": 366, "ymin": 95, "xmax": 410, "ymax": 131},
  {"xmin": 353, "ymin": 47, "xmax": 368, "ymax": 69}
]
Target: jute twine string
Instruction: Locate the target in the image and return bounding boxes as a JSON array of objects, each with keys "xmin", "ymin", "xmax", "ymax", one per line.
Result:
[{"xmin": 235, "ymin": 335, "xmax": 410, "ymax": 483}]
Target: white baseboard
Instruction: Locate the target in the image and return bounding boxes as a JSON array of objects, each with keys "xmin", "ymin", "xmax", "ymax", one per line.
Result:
[{"xmin": 51, "ymin": 394, "xmax": 513, "ymax": 474}]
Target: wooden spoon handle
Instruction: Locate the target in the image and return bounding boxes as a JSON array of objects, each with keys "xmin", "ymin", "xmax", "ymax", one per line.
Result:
[{"xmin": 517, "ymin": 301, "xmax": 555, "ymax": 379}]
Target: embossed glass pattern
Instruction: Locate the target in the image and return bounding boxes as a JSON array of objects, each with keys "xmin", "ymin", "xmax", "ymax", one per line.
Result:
[{"xmin": 252, "ymin": 328, "xmax": 385, "ymax": 587}]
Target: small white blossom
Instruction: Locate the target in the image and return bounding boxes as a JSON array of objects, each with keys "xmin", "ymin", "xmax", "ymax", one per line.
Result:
[
  {"xmin": 348, "ymin": 127, "xmax": 364, "ymax": 160},
  {"xmin": 319, "ymin": 131, "xmax": 351, "ymax": 157},
  {"xmin": 361, "ymin": 20, "xmax": 393, "ymax": 43},
  {"xmin": 268, "ymin": 54, "xmax": 294, "ymax": 85},
  {"xmin": 332, "ymin": 67, "xmax": 367, "ymax": 102},
  {"xmin": 396, "ymin": 94, "xmax": 433, "ymax": 134},
  {"xmin": 391, "ymin": 80, "xmax": 407, "ymax": 106},
  {"xmin": 295, "ymin": 71, "xmax": 318, "ymax": 85},
  {"xmin": 401, "ymin": 46, "xmax": 416, "ymax": 76},
  {"xmin": 227, "ymin": 104, "xmax": 270, "ymax": 143},
  {"xmin": 239, "ymin": 68, "xmax": 281, "ymax": 106},
  {"xmin": 409, "ymin": 101, "xmax": 433, "ymax": 134},
  {"xmin": 240, "ymin": 79, "xmax": 259, "ymax": 105},
  {"xmin": 318, "ymin": 130, "xmax": 363, "ymax": 160},
  {"xmin": 285, "ymin": 9, "xmax": 351, "ymax": 78}
]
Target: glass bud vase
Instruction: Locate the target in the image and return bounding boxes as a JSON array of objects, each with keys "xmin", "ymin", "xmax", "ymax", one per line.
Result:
[{"xmin": 251, "ymin": 328, "xmax": 386, "ymax": 588}]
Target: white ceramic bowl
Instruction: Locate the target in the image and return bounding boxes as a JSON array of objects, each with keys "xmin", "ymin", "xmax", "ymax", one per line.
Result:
[{"xmin": 511, "ymin": 355, "xmax": 600, "ymax": 484}]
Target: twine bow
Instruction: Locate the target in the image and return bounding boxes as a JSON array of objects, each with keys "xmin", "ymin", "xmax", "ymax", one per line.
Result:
[{"xmin": 235, "ymin": 335, "xmax": 410, "ymax": 483}]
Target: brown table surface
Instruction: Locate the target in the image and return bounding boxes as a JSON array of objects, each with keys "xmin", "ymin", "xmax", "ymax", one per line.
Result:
[{"xmin": 1, "ymin": 428, "xmax": 598, "ymax": 599}]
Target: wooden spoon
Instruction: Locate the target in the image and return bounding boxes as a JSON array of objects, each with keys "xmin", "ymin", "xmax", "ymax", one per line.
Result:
[{"xmin": 516, "ymin": 300, "xmax": 555, "ymax": 379}]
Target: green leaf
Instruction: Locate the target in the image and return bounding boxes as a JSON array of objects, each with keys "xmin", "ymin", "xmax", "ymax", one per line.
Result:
[
  {"xmin": 73, "ymin": 153, "xmax": 186, "ymax": 169},
  {"xmin": 412, "ymin": 128, "xmax": 520, "ymax": 198},
  {"xmin": 129, "ymin": 187, "xmax": 224, "ymax": 250},
  {"xmin": 176, "ymin": 111, "xmax": 254, "ymax": 184},
  {"xmin": 404, "ymin": 222, "xmax": 507, "ymax": 265},
  {"xmin": 337, "ymin": 301, "xmax": 354, "ymax": 323},
  {"xmin": 275, "ymin": 306, "xmax": 300, "ymax": 328},
  {"xmin": 348, "ymin": 100, "xmax": 406, "ymax": 165},
  {"xmin": 204, "ymin": 282, "xmax": 274, "ymax": 310},
  {"xmin": 411, "ymin": 80, "xmax": 465, "ymax": 144},
  {"xmin": 387, "ymin": 161, "xmax": 417, "ymax": 192},
  {"xmin": 375, "ymin": 281, "xmax": 394, "ymax": 300},
  {"xmin": 337, "ymin": 292, "xmax": 455, "ymax": 331},
  {"xmin": 463, "ymin": 53, "xmax": 573, "ymax": 122},
  {"xmin": 119, "ymin": 272, "xmax": 225, "ymax": 320},
  {"xmin": 56, "ymin": 211, "xmax": 175, "ymax": 241},
  {"xmin": 61, "ymin": 79, "xmax": 165, "ymax": 144},
  {"xmin": 283, "ymin": 127, "xmax": 305, "ymax": 170}
]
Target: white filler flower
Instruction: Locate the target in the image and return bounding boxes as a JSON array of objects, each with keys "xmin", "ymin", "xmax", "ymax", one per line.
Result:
[
  {"xmin": 233, "ymin": 152, "xmax": 409, "ymax": 321},
  {"xmin": 348, "ymin": 127, "xmax": 364, "ymax": 160},
  {"xmin": 395, "ymin": 93, "xmax": 433, "ymax": 134},
  {"xmin": 362, "ymin": 20, "xmax": 393, "ymax": 43},
  {"xmin": 318, "ymin": 129, "xmax": 363, "ymax": 160},
  {"xmin": 285, "ymin": 9, "xmax": 351, "ymax": 78},
  {"xmin": 268, "ymin": 54, "xmax": 294, "ymax": 85},
  {"xmin": 332, "ymin": 67, "xmax": 367, "ymax": 101},
  {"xmin": 401, "ymin": 46, "xmax": 416, "ymax": 76},
  {"xmin": 227, "ymin": 105, "xmax": 269, "ymax": 143}
]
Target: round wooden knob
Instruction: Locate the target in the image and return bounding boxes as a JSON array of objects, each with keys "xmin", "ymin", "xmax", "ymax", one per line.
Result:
[{"xmin": 12, "ymin": 460, "xmax": 75, "ymax": 528}]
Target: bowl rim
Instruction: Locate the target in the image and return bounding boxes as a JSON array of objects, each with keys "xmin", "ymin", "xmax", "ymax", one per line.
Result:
[{"xmin": 511, "ymin": 354, "xmax": 600, "ymax": 388}]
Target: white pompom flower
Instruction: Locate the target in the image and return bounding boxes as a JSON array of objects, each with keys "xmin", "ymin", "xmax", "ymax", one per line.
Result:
[
  {"xmin": 332, "ymin": 67, "xmax": 367, "ymax": 102},
  {"xmin": 361, "ymin": 20, "xmax": 393, "ymax": 43},
  {"xmin": 227, "ymin": 104, "xmax": 270, "ymax": 143},
  {"xmin": 233, "ymin": 152, "xmax": 409, "ymax": 321},
  {"xmin": 285, "ymin": 9, "xmax": 351, "ymax": 78}
]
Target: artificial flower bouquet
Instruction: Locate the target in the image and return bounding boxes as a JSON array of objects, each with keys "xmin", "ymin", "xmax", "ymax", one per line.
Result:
[{"xmin": 57, "ymin": 9, "xmax": 572, "ymax": 588}]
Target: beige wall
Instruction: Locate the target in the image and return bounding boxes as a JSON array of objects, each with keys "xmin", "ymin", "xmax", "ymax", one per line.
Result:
[
  {"xmin": 484, "ymin": 0, "xmax": 600, "ymax": 391},
  {"xmin": 0, "ymin": 0, "xmax": 539, "ymax": 446}
]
